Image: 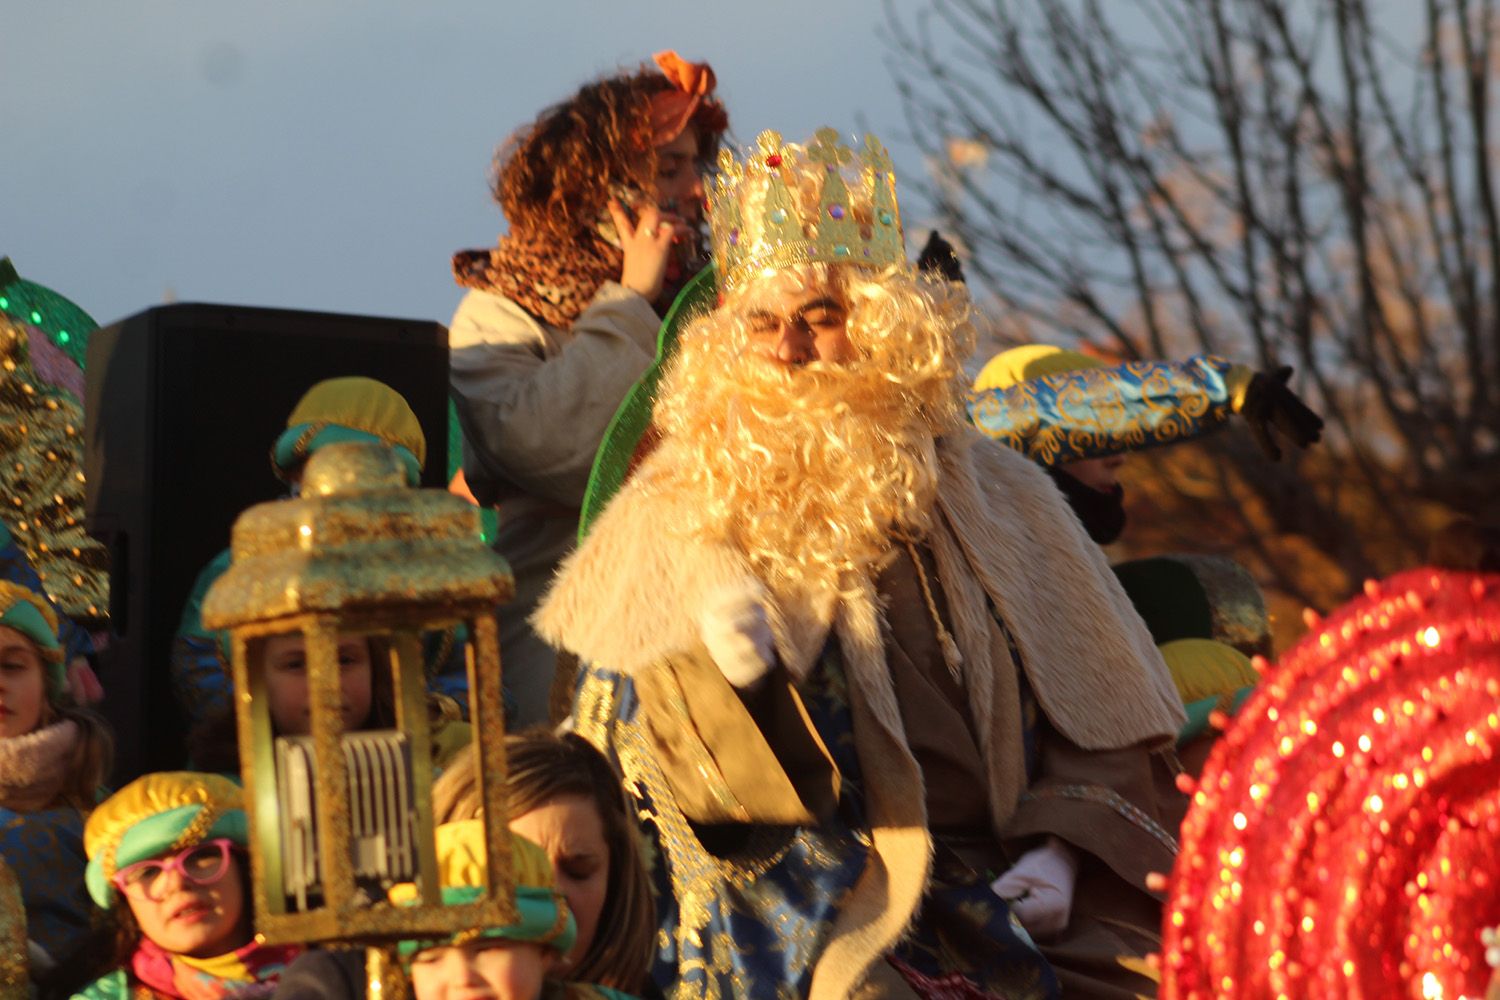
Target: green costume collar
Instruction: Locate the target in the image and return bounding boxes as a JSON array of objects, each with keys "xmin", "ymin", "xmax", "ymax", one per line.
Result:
[{"xmin": 578, "ymin": 265, "xmax": 717, "ymax": 540}]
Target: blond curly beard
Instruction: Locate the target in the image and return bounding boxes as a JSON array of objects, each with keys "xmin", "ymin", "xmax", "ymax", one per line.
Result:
[{"xmin": 647, "ymin": 264, "xmax": 973, "ymax": 597}]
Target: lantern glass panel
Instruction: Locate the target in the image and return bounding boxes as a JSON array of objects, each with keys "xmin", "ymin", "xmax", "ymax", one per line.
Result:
[{"xmin": 241, "ymin": 623, "xmax": 436, "ymax": 915}]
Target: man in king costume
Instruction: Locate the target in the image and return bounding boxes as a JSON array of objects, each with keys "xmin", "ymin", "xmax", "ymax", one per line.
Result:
[{"xmin": 535, "ymin": 129, "xmax": 1189, "ymax": 999}]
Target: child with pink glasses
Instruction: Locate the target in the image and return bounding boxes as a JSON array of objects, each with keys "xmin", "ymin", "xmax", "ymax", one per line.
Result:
[{"xmin": 73, "ymin": 772, "xmax": 300, "ymax": 1000}]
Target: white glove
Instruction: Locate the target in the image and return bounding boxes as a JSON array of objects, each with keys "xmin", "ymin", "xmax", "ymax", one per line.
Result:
[
  {"xmin": 698, "ymin": 580, "xmax": 776, "ymax": 688},
  {"xmin": 990, "ymin": 836, "xmax": 1079, "ymax": 938}
]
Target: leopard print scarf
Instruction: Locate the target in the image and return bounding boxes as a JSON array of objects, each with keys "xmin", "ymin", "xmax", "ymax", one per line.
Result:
[{"xmin": 453, "ymin": 229, "xmax": 624, "ymax": 329}]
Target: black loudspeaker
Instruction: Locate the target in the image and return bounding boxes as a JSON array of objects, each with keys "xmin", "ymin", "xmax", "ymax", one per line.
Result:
[{"xmin": 84, "ymin": 303, "xmax": 449, "ymax": 783}]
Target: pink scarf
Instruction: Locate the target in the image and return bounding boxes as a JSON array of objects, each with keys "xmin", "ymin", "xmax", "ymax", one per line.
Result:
[{"xmin": 131, "ymin": 936, "xmax": 301, "ymax": 1000}]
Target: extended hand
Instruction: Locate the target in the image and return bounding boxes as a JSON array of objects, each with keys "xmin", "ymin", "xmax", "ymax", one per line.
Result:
[
  {"xmin": 698, "ymin": 580, "xmax": 776, "ymax": 689},
  {"xmin": 1239, "ymin": 364, "xmax": 1324, "ymax": 460},
  {"xmin": 991, "ymin": 836, "xmax": 1080, "ymax": 938},
  {"xmin": 608, "ymin": 199, "xmax": 689, "ymax": 303}
]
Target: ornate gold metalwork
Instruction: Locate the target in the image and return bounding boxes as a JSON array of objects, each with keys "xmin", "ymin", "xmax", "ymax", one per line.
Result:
[
  {"xmin": 365, "ymin": 945, "xmax": 408, "ymax": 1000},
  {"xmin": 0, "ymin": 857, "xmax": 26, "ymax": 997},
  {"xmin": 203, "ymin": 441, "xmax": 512, "ymax": 625},
  {"xmin": 0, "ymin": 314, "xmax": 109, "ymax": 623},
  {"xmin": 708, "ymin": 128, "xmax": 907, "ymax": 291},
  {"xmin": 203, "ymin": 441, "xmax": 517, "ymax": 946}
]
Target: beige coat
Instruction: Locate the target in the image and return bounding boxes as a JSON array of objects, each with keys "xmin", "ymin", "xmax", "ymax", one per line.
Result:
[
  {"xmin": 537, "ymin": 428, "xmax": 1186, "ymax": 998},
  {"xmin": 449, "ymin": 282, "xmax": 659, "ymax": 723}
]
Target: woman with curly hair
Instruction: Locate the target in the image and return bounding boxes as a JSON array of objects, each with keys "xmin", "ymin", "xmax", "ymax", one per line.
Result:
[{"xmin": 448, "ymin": 52, "xmax": 728, "ymax": 725}]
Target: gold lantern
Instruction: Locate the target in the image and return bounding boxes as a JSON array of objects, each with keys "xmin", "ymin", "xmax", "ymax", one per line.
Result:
[{"xmin": 201, "ymin": 442, "xmax": 516, "ymax": 964}]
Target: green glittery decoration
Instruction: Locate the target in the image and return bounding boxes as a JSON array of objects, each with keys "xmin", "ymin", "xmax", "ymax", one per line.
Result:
[
  {"xmin": 0, "ymin": 310, "xmax": 110, "ymax": 622},
  {"xmin": 0, "ymin": 258, "xmax": 98, "ymax": 369}
]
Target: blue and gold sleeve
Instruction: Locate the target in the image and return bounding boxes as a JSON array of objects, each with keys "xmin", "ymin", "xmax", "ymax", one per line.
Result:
[{"xmin": 966, "ymin": 355, "xmax": 1253, "ymax": 466}]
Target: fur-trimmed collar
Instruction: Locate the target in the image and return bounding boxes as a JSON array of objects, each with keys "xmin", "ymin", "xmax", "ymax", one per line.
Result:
[
  {"xmin": 0, "ymin": 719, "xmax": 78, "ymax": 812},
  {"xmin": 536, "ymin": 429, "xmax": 1184, "ymax": 750}
]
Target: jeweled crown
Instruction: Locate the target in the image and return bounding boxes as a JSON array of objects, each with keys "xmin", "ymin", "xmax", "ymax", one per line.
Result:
[{"xmin": 708, "ymin": 127, "xmax": 905, "ymax": 291}]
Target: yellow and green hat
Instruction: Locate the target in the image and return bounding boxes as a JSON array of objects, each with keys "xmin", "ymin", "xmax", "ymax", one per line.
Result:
[
  {"xmin": 391, "ymin": 819, "xmax": 576, "ymax": 959},
  {"xmin": 1162, "ymin": 637, "xmax": 1259, "ymax": 747},
  {"xmin": 973, "ymin": 343, "xmax": 1108, "ymax": 393},
  {"xmin": 84, "ymin": 772, "xmax": 248, "ymax": 907},
  {"xmin": 0, "ymin": 579, "xmax": 65, "ymax": 695},
  {"xmin": 1159, "ymin": 637, "xmax": 1259, "ymax": 705},
  {"xmin": 271, "ymin": 377, "xmax": 426, "ymax": 486}
]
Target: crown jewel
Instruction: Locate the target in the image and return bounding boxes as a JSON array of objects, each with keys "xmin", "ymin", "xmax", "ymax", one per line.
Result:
[{"xmin": 708, "ymin": 128, "xmax": 905, "ymax": 291}]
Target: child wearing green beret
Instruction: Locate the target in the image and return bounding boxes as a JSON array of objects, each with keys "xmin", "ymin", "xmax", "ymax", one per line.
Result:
[
  {"xmin": 396, "ymin": 822, "xmax": 637, "ymax": 1000},
  {"xmin": 0, "ymin": 578, "xmax": 113, "ymax": 984},
  {"xmin": 73, "ymin": 772, "xmax": 301, "ymax": 1000},
  {"xmin": 174, "ymin": 378, "xmax": 492, "ymax": 768},
  {"xmin": 172, "ymin": 376, "xmax": 450, "ymax": 730},
  {"xmin": 273, "ymin": 822, "xmax": 637, "ymax": 1000}
]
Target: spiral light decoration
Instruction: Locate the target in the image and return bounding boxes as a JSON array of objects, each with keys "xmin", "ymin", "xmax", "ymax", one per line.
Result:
[{"xmin": 1162, "ymin": 569, "xmax": 1500, "ymax": 999}]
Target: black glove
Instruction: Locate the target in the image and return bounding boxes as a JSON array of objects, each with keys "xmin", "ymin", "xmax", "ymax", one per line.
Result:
[
  {"xmin": 1239, "ymin": 365, "xmax": 1324, "ymax": 460},
  {"xmin": 917, "ymin": 231, "xmax": 965, "ymax": 284}
]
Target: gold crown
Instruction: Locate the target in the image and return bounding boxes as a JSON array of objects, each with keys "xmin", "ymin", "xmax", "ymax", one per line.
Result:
[{"xmin": 709, "ymin": 127, "xmax": 905, "ymax": 291}]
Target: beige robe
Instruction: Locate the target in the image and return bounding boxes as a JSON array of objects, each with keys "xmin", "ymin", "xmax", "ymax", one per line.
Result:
[
  {"xmin": 536, "ymin": 428, "xmax": 1186, "ymax": 998},
  {"xmin": 449, "ymin": 282, "xmax": 660, "ymax": 724}
]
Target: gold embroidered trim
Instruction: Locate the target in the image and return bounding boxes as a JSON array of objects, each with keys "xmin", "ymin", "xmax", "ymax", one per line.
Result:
[
  {"xmin": 575, "ymin": 669, "xmax": 838, "ymax": 998},
  {"xmin": 1020, "ymin": 784, "xmax": 1179, "ymax": 855},
  {"xmin": 168, "ymin": 802, "xmax": 221, "ymax": 855},
  {"xmin": 268, "ymin": 421, "xmax": 326, "ymax": 479}
]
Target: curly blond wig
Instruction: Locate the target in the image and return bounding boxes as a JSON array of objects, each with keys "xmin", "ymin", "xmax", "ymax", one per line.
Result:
[{"xmin": 647, "ymin": 260, "xmax": 975, "ymax": 594}]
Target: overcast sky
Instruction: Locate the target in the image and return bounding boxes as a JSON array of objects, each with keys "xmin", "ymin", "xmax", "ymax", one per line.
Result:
[{"xmin": 2, "ymin": 0, "xmax": 925, "ymax": 329}]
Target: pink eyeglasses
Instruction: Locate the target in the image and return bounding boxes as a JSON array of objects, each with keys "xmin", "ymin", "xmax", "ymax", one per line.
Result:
[{"xmin": 110, "ymin": 838, "xmax": 236, "ymax": 901}]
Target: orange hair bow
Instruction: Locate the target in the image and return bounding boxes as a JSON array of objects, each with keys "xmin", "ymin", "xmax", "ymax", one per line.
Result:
[
  {"xmin": 654, "ymin": 50, "xmax": 717, "ymax": 97},
  {"xmin": 649, "ymin": 50, "xmax": 727, "ymax": 146}
]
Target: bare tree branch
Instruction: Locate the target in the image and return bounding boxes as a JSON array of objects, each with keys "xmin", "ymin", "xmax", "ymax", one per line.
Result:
[{"xmin": 886, "ymin": 0, "xmax": 1500, "ymax": 605}]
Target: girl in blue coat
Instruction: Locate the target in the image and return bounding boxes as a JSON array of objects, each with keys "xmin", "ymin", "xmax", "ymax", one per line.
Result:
[{"xmin": 0, "ymin": 577, "xmax": 112, "ymax": 981}]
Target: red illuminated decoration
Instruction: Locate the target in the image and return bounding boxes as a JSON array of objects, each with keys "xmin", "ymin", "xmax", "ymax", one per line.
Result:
[{"xmin": 1162, "ymin": 569, "xmax": 1500, "ymax": 999}]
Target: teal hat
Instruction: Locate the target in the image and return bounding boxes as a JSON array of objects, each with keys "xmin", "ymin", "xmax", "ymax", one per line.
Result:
[
  {"xmin": 0, "ymin": 580, "xmax": 65, "ymax": 699},
  {"xmin": 0, "ymin": 581, "xmax": 61, "ymax": 656},
  {"xmin": 83, "ymin": 772, "xmax": 248, "ymax": 908},
  {"xmin": 395, "ymin": 883, "xmax": 579, "ymax": 960},
  {"xmin": 273, "ymin": 424, "xmax": 423, "ymax": 487},
  {"xmin": 392, "ymin": 820, "xmax": 577, "ymax": 960},
  {"xmin": 271, "ymin": 377, "xmax": 427, "ymax": 486}
]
